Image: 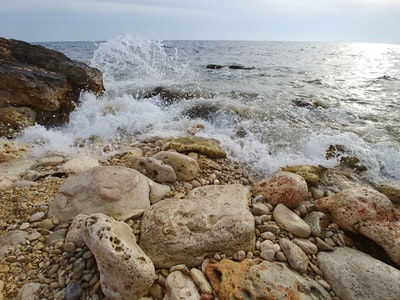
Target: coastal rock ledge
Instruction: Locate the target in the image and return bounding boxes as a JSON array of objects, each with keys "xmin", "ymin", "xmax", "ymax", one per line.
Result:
[{"xmin": 0, "ymin": 37, "xmax": 104, "ymax": 137}]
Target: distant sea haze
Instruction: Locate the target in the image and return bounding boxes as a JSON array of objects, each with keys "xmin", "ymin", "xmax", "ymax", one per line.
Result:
[{"xmin": 27, "ymin": 34, "xmax": 400, "ymax": 184}]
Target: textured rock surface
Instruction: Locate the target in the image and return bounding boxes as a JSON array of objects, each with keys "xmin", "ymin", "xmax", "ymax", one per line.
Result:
[
  {"xmin": 162, "ymin": 136, "xmax": 226, "ymax": 158},
  {"xmin": 251, "ymin": 171, "xmax": 309, "ymax": 208},
  {"xmin": 59, "ymin": 153, "xmax": 100, "ymax": 174},
  {"xmin": 81, "ymin": 213, "xmax": 156, "ymax": 300},
  {"xmin": 315, "ymin": 187, "xmax": 400, "ymax": 264},
  {"xmin": 163, "ymin": 271, "xmax": 200, "ymax": 300},
  {"xmin": 318, "ymin": 247, "xmax": 400, "ymax": 300},
  {"xmin": 0, "ymin": 37, "xmax": 104, "ymax": 136},
  {"xmin": 48, "ymin": 166, "xmax": 170, "ymax": 222},
  {"xmin": 139, "ymin": 184, "xmax": 255, "ymax": 268},
  {"xmin": 273, "ymin": 204, "xmax": 311, "ymax": 238},
  {"xmin": 152, "ymin": 151, "xmax": 200, "ymax": 181},
  {"xmin": 279, "ymin": 238, "xmax": 309, "ymax": 273},
  {"xmin": 281, "ymin": 164, "xmax": 324, "ymax": 184},
  {"xmin": 206, "ymin": 259, "xmax": 331, "ymax": 300}
]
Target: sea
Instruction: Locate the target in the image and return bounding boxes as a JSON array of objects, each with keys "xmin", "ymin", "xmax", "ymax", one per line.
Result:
[{"xmin": 21, "ymin": 34, "xmax": 400, "ymax": 185}]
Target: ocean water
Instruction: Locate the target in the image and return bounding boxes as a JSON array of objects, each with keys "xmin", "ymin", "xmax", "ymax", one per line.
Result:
[{"xmin": 23, "ymin": 34, "xmax": 400, "ymax": 184}]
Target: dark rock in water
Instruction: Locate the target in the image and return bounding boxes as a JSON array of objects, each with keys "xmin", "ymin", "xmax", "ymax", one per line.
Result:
[
  {"xmin": 206, "ymin": 64, "xmax": 224, "ymax": 69},
  {"xmin": 228, "ymin": 64, "xmax": 255, "ymax": 70},
  {"xmin": 0, "ymin": 37, "xmax": 104, "ymax": 137},
  {"xmin": 292, "ymin": 98, "xmax": 316, "ymax": 109},
  {"xmin": 182, "ymin": 102, "xmax": 221, "ymax": 121},
  {"xmin": 144, "ymin": 86, "xmax": 212, "ymax": 105}
]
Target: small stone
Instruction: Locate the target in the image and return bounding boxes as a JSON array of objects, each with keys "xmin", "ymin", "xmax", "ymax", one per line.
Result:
[
  {"xmin": 19, "ymin": 222, "xmax": 30, "ymax": 230},
  {"xmin": 30, "ymin": 211, "xmax": 45, "ymax": 222},
  {"xmin": 293, "ymin": 238, "xmax": 318, "ymax": 255},
  {"xmin": 232, "ymin": 250, "xmax": 246, "ymax": 261},
  {"xmin": 65, "ymin": 281, "xmax": 83, "ymax": 300},
  {"xmin": 63, "ymin": 242, "xmax": 76, "ymax": 252},
  {"xmin": 279, "ymin": 238, "xmax": 309, "ymax": 273},
  {"xmin": 273, "ymin": 204, "xmax": 311, "ymax": 238},
  {"xmin": 27, "ymin": 231, "xmax": 42, "ymax": 241},
  {"xmin": 0, "ymin": 265, "xmax": 10, "ymax": 273},
  {"xmin": 252, "ymin": 203, "xmax": 270, "ymax": 216},
  {"xmin": 190, "ymin": 268, "xmax": 213, "ymax": 294},
  {"xmin": 316, "ymin": 237, "xmax": 335, "ymax": 251},
  {"xmin": 260, "ymin": 249, "xmax": 275, "ymax": 261},
  {"xmin": 275, "ymin": 251, "xmax": 287, "ymax": 262},
  {"xmin": 260, "ymin": 231, "xmax": 276, "ymax": 241},
  {"xmin": 39, "ymin": 218, "xmax": 55, "ymax": 230}
]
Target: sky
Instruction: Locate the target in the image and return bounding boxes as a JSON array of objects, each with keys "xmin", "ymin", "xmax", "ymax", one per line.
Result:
[{"xmin": 1, "ymin": 0, "xmax": 400, "ymax": 44}]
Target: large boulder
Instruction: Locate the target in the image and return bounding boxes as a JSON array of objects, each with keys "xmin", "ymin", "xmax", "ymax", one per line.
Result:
[
  {"xmin": 81, "ymin": 213, "xmax": 156, "ymax": 300},
  {"xmin": 315, "ymin": 187, "xmax": 400, "ymax": 265},
  {"xmin": 205, "ymin": 259, "xmax": 331, "ymax": 300},
  {"xmin": 0, "ymin": 37, "xmax": 104, "ymax": 136},
  {"xmin": 139, "ymin": 184, "xmax": 255, "ymax": 268},
  {"xmin": 48, "ymin": 166, "xmax": 170, "ymax": 223},
  {"xmin": 318, "ymin": 247, "xmax": 400, "ymax": 300}
]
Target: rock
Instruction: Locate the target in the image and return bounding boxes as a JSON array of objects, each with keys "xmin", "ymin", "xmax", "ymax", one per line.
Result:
[
  {"xmin": 0, "ymin": 38, "xmax": 104, "ymax": 136},
  {"xmin": 139, "ymin": 184, "xmax": 255, "ymax": 268},
  {"xmin": 0, "ymin": 107, "xmax": 35, "ymax": 137},
  {"xmin": 162, "ymin": 136, "xmax": 226, "ymax": 158},
  {"xmin": 315, "ymin": 187, "xmax": 400, "ymax": 264},
  {"xmin": 303, "ymin": 211, "xmax": 330, "ymax": 238},
  {"xmin": 376, "ymin": 182, "xmax": 400, "ymax": 203},
  {"xmin": 65, "ymin": 214, "xmax": 87, "ymax": 248},
  {"xmin": 251, "ymin": 171, "xmax": 309, "ymax": 208},
  {"xmin": 163, "ymin": 271, "xmax": 200, "ymax": 300},
  {"xmin": 190, "ymin": 268, "xmax": 213, "ymax": 295},
  {"xmin": 60, "ymin": 153, "xmax": 100, "ymax": 174},
  {"xmin": 206, "ymin": 64, "xmax": 224, "ymax": 69},
  {"xmin": 65, "ymin": 281, "xmax": 83, "ymax": 300},
  {"xmin": 279, "ymin": 238, "xmax": 309, "ymax": 273},
  {"xmin": 281, "ymin": 165, "xmax": 324, "ymax": 184},
  {"xmin": 48, "ymin": 166, "xmax": 170, "ymax": 222},
  {"xmin": 152, "ymin": 151, "xmax": 200, "ymax": 181},
  {"xmin": 17, "ymin": 282, "xmax": 41, "ymax": 300},
  {"xmin": 293, "ymin": 238, "xmax": 318, "ymax": 255},
  {"xmin": 205, "ymin": 259, "xmax": 331, "ymax": 300},
  {"xmin": 133, "ymin": 157, "xmax": 177, "ymax": 183},
  {"xmin": 273, "ymin": 204, "xmax": 311, "ymax": 238},
  {"xmin": 81, "ymin": 213, "xmax": 156, "ymax": 300},
  {"xmin": 0, "ymin": 230, "xmax": 28, "ymax": 257},
  {"xmin": 251, "ymin": 202, "xmax": 270, "ymax": 216},
  {"xmin": 318, "ymin": 247, "xmax": 400, "ymax": 300}
]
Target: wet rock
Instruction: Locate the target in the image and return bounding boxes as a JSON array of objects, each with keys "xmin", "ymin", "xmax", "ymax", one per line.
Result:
[
  {"xmin": 206, "ymin": 64, "xmax": 223, "ymax": 69},
  {"xmin": 205, "ymin": 259, "xmax": 331, "ymax": 300},
  {"xmin": 318, "ymin": 247, "xmax": 400, "ymax": 300},
  {"xmin": 315, "ymin": 187, "xmax": 400, "ymax": 264},
  {"xmin": 152, "ymin": 151, "xmax": 200, "ymax": 181},
  {"xmin": 279, "ymin": 238, "xmax": 309, "ymax": 273},
  {"xmin": 273, "ymin": 204, "xmax": 311, "ymax": 238},
  {"xmin": 281, "ymin": 165, "xmax": 324, "ymax": 184},
  {"xmin": 251, "ymin": 171, "xmax": 309, "ymax": 208},
  {"xmin": 48, "ymin": 166, "xmax": 170, "ymax": 222},
  {"xmin": 139, "ymin": 184, "xmax": 255, "ymax": 268},
  {"xmin": 81, "ymin": 213, "xmax": 156, "ymax": 300},
  {"xmin": 164, "ymin": 271, "xmax": 200, "ymax": 300},
  {"xmin": 0, "ymin": 37, "xmax": 104, "ymax": 136},
  {"xmin": 162, "ymin": 136, "xmax": 226, "ymax": 158}
]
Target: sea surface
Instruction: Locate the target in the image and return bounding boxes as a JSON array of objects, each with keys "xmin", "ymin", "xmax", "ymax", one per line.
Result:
[{"xmin": 23, "ymin": 34, "xmax": 400, "ymax": 184}]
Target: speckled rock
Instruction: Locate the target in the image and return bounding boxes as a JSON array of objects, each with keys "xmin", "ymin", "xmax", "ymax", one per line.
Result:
[
  {"xmin": 163, "ymin": 271, "xmax": 200, "ymax": 300},
  {"xmin": 273, "ymin": 204, "xmax": 311, "ymax": 238},
  {"xmin": 315, "ymin": 187, "xmax": 400, "ymax": 265},
  {"xmin": 48, "ymin": 166, "xmax": 170, "ymax": 222},
  {"xmin": 205, "ymin": 259, "xmax": 331, "ymax": 300},
  {"xmin": 162, "ymin": 136, "xmax": 226, "ymax": 158},
  {"xmin": 251, "ymin": 171, "xmax": 309, "ymax": 208},
  {"xmin": 152, "ymin": 151, "xmax": 200, "ymax": 181},
  {"xmin": 139, "ymin": 184, "xmax": 255, "ymax": 268},
  {"xmin": 318, "ymin": 247, "xmax": 400, "ymax": 300},
  {"xmin": 81, "ymin": 213, "xmax": 156, "ymax": 300}
]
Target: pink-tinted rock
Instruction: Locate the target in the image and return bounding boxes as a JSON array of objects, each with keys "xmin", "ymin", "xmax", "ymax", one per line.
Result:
[
  {"xmin": 205, "ymin": 259, "xmax": 331, "ymax": 300},
  {"xmin": 251, "ymin": 171, "xmax": 309, "ymax": 208},
  {"xmin": 315, "ymin": 187, "xmax": 400, "ymax": 265}
]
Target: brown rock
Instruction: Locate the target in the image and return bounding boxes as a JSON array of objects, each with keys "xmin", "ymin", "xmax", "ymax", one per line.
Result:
[{"xmin": 162, "ymin": 136, "xmax": 226, "ymax": 158}]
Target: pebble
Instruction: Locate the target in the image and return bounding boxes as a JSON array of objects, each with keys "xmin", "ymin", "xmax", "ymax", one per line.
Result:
[
  {"xmin": 260, "ymin": 249, "xmax": 275, "ymax": 261},
  {"xmin": 260, "ymin": 231, "xmax": 276, "ymax": 240},
  {"xmin": 29, "ymin": 211, "xmax": 45, "ymax": 222},
  {"xmin": 293, "ymin": 238, "xmax": 319, "ymax": 255},
  {"xmin": 252, "ymin": 203, "xmax": 271, "ymax": 216},
  {"xmin": 279, "ymin": 238, "xmax": 309, "ymax": 273},
  {"xmin": 26, "ymin": 231, "xmax": 42, "ymax": 241},
  {"xmin": 65, "ymin": 281, "xmax": 83, "ymax": 300},
  {"xmin": 273, "ymin": 204, "xmax": 311, "ymax": 238},
  {"xmin": 19, "ymin": 222, "xmax": 30, "ymax": 230},
  {"xmin": 190, "ymin": 268, "xmax": 213, "ymax": 294}
]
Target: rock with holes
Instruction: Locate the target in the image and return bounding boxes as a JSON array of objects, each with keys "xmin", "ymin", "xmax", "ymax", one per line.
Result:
[
  {"xmin": 48, "ymin": 166, "xmax": 170, "ymax": 223},
  {"xmin": 152, "ymin": 151, "xmax": 200, "ymax": 181},
  {"xmin": 205, "ymin": 258, "xmax": 331, "ymax": 300},
  {"xmin": 133, "ymin": 157, "xmax": 177, "ymax": 183},
  {"xmin": 139, "ymin": 184, "xmax": 255, "ymax": 268},
  {"xmin": 315, "ymin": 187, "xmax": 400, "ymax": 265},
  {"xmin": 81, "ymin": 213, "xmax": 156, "ymax": 300},
  {"xmin": 251, "ymin": 171, "xmax": 309, "ymax": 208}
]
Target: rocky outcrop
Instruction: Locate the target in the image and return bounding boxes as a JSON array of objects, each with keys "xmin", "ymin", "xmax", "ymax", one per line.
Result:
[
  {"xmin": 139, "ymin": 184, "xmax": 255, "ymax": 268},
  {"xmin": 0, "ymin": 37, "xmax": 104, "ymax": 137},
  {"xmin": 205, "ymin": 259, "xmax": 332, "ymax": 300},
  {"xmin": 315, "ymin": 187, "xmax": 400, "ymax": 265},
  {"xmin": 48, "ymin": 166, "xmax": 170, "ymax": 222},
  {"xmin": 81, "ymin": 213, "xmax": 156, "ymax": 300},
  {"xmin": 251, "ymin": 171, "xmax": 309, "ymax": 208},
  {"xmin": 318, "ymin": 247, "xmax": 400, "ymax": 300}
]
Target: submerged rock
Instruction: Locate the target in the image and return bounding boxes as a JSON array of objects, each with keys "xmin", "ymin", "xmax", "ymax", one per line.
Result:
[
  {"xmin": 81, "ymin": 213, "xmax": 156, "ymax": 300},
  {"xmin": 318, "ymin": 247, "xmax": 400, "ymax": 300},
  {"xmin": 251, "ymin": 171, "xmax": 309, "ymax": 208},
  {"xmin": 139, "ymin": 184, "xmax": 255, "ymax": 268},
  {"xmin": 48, "ymin": 166, "xmax": 170, "ymax": 222}
]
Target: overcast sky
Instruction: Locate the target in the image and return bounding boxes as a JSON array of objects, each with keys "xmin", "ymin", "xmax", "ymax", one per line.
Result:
[{"xmin": 1, "ymin": 0, "xmax": 399, "ymax": 44}]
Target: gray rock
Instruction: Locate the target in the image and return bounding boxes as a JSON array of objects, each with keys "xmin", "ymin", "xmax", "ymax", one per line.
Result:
[
  {"xmin": 152, "ymin": 151, "xmax": 200, "ymax": 181},
  {"xmin": 134, "ymin": 157, "xmax": 177, "ymax": 183},
  {"xmin": 163, "ymin": 271, "xmax": 200, "ymax": 300},
  {"xmin": 60, "ymin": 153, "xmax": 100, "ymax": 174},
  {"xmin": 279, "ymin": 238, "xmax": 309, "ymax": 273},
  {"xmin": 0, "ymin": 230, "xmax": 28, "ymax": 257},
  {"xmin": 81, "ymin": 213, "xmax": 156, "ymax": 300},
  {"xmin": 140, "ymin": 184, "xmax": 255, "ymax": 268},
  {"xmin": 293, "ymin": 238, "xmax": 318, "ymax": 255},
  {"xmin": 318, "ymin": 247, "xmax": 400, "ymax": 300},
  {"xmin": 273, "ymin": 204, "xmax": 311, "ymax": 238},
  {"xmin": 48, "ymin": 166, "xmax": 170, "ymax": 222},
  {"xmin": 17, "ymin": 282, "xmax": 41, "ymax": 300},
  {"xmin": 303, "ymin": 211, "xmax": 330, "ymax": 238},
  {"xmin": 65, "ymin": 281, "xmax": 83, "ymax": 300}
]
